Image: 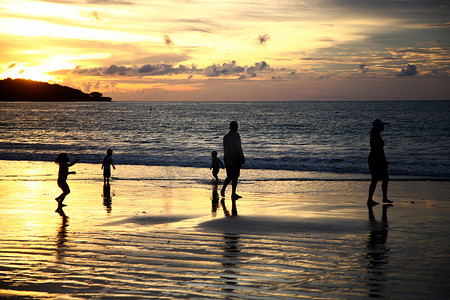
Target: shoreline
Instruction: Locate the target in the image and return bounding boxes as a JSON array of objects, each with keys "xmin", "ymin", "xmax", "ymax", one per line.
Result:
[{"xmin": 1, "ymin": 159, "xmax": 448, "ymax": 181}]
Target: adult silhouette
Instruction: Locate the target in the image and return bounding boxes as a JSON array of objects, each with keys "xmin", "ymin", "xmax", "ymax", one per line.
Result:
[
  {"xmin": 368, "ymin": 119, "xmax": 393, "ymax": 206},
  {"xmin": 221, "ymin": 121, "xmax": 245, "ymax": 200}
]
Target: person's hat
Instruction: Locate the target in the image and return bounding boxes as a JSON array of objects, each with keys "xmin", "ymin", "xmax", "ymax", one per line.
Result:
[{"xmin": 373, "ymin": 119, "xmax": 389, "ymax": 127}]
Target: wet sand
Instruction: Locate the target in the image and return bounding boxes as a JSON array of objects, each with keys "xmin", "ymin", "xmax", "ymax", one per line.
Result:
[{"xmin": 0, "ymin": 161, "xmax": 449, "ymax": 299}]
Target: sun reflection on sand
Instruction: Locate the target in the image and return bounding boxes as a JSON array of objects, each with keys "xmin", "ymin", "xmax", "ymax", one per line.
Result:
[{"xmin": 0, "ymin": 161, "xmax": 449, "ymax": 298}]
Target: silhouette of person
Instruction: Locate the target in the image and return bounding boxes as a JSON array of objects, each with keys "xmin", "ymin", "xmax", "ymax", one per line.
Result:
[
  {"xmin": 102, "ymin": 149, "xmax": 116, "ymax": 184},
  {"xmin": 367, "ymin": 119, "xmax": 393, "ymax": 206},
  {"xmin": 55, "ymin": 153, "xmax": 79, "ymax": 206},
  {"xmin": 210, "ymin": 151, "xmax": 224, "ymax": 181},
  {"xmin": 221, "ymin": 121, "xmax": 245, "ymax": 200}
]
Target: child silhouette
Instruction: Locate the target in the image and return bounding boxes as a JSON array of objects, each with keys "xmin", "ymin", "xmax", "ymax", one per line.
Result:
[
  {"xmin": 210, "ymin": 151, "xmax": 224, "ymax": 181},
  {"xmin": 55, "ymin": 153, "xmax": 79, "ymax": 206}
]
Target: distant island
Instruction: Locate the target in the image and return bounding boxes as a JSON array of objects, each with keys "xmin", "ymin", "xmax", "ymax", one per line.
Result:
[{"xmin": 0, "ymin": 78, "xmax": 112, "ymax": 102}]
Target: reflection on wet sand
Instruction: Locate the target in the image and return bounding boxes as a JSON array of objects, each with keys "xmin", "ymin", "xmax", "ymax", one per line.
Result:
[
  {"xmin": 211, "ymin": 183, "xmax": 219, "ymax": 217},
  {"xmin": 211, "ymin": 183, "xmax": 238, "ymax": 217},
  {"xmin": 221, "ymin": 198, "xmax": 238, "ymax": 217},
  {"xmin": 211, "ymin": 183, "xmax": 241, "ymax": 293},
  {"xmin": 221, "ymin": 233, "xmax": 241, "ymax": 292},
  {"xmin": 55, "ymin": 207, "xmax": 69, "ymax": 261},
  {"xmin": 0, "ymin": 172, "xmax": 448, "ymax": 299},
  {"xmin": 102, "ymin": 183, "xmax": 112, "ymax": 213},
  {"xmin": 366, "ymin": 204, "xmax": 392, "ymax": 298}
]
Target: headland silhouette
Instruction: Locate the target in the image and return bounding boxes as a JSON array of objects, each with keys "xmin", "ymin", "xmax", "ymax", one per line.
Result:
[{"xmin": 0, "ymin": 78, "xmax": 112, "ymax": 102}]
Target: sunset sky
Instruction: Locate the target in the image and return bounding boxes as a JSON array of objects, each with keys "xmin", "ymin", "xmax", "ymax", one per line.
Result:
[{"xmin": 1, "ymin": 0, "xmax": 449, "ymax": 101}]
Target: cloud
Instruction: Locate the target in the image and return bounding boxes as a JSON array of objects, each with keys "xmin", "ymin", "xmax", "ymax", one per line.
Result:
[
  {"xmin": 68, "ymin": 61, "xmax": 275, "ymax": 78},
  {"xmin": 204, "ymin": 61, "xmax": 272, "ymax": 77},
  {"xmin": 359, "ymin": 63, "xmax": 369, "ymax": 73},
  {"xmin": 87, "ymin": 0, "xmax": 135, "ymax": 4},
  {"xmin": 398, "ymin": 63, "xmax": 418, "ymax": 76},
  {"xmin": 425, "ymin": 21, "xmax": 450, "ymax": 27},
  {"xmin": 317, "ymin": 38, "xmax": 335, "ymax": 42},
  {"xmin": 92, "ymin": 10, "xmax": 100, "ymax": 21},
  {"xmin": 301, "ymin": 57, "xmax": 328, "ymax": 61},
  {"xmin": 246, "ymin": 61, "xmax": 272, "ymax": 73},
  {"xmin": 104, "ymin": 64, "xmax": 132, "ymax": 75},
  {"xmin": 164, "ymin": 35, "xmax": 173, "ymax": 47},
  {"xmin": 258, "ymin": 34, "xmax": 270, "ymax": 46},
  {"xmin": 42, "ymin": 0, "xmax": 135, "ymax": 4},
  {"xmin": 238, "ymin": 73, "xmax": 257, "ymax": 80},
  {"xmin": 186, "ymin": 27, "xmax": 213, "ymax": 34},
  {"xmin": 138, "ymin": 64, "xmax": 190, "ymax": 75},
  {"xmin": 204, "ymin": 61, "xmax": 245, "ymax": 77}
]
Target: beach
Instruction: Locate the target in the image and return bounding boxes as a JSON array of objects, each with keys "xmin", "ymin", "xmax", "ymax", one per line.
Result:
[{"xmin": 0, "ymin": 160, "xmax": 449, "ymax": 299}]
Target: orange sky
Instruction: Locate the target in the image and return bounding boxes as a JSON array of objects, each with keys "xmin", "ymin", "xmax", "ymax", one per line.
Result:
[{"xmin": 1, "ymin": 0, "xmax": 449, "ymax": 100}]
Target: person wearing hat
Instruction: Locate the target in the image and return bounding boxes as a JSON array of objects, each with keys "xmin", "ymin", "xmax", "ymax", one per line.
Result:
[{"xmin": 368, "ymin": 119, "xmax": 393, "ymax": 206}]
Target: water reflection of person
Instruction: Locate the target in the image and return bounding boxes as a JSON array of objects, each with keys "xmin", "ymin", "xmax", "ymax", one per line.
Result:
[
  {"xmin": 365, "ymin": 204, "xmax": 392, "ymax": 298},
  {"xmin": 211, "ymin": 183, "xmax": 238, "ymax": 217},
  {"xmin": 211, "ymin": 183, "xmax": 220, "ymax": 217},
  {"xmin": 221, "ymin": 198, "xmax": 238, "ymax": 217},
  {"xmin": 102, "ymin": 183, "xmax": 112, "ymax": 213},
  {"xmin": 55, "ymin": 206, "xmax": 69, "ymax": 261},
  {"xmin": 221, "ymin": 233, "xmax": 241, "ymax": 292},
  {"xmin": 214, "ymin": 193, "xmax": 240, "ymax": 293}
]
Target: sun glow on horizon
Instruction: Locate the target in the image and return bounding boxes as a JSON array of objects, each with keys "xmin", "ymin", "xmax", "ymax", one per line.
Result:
[
  {"xmin": 1, "ymin": 66, "xmax": 56, "ymax": 83},
  {"xmin": 0, "ymin": 0, "xmax": 448, "ymax": 101}
]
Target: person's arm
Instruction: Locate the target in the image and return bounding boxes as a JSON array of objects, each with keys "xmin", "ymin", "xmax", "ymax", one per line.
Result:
[
  {"xmin": 239, "ymin": 135, "xmax": 245, "ymax": 164},
  {"xmin": 223, "ymin": 138, "xmax": 230, "ymax": 165},
  {"xmin": 68, "ymin": 158, "xmax": 79, "ymax": 167}
]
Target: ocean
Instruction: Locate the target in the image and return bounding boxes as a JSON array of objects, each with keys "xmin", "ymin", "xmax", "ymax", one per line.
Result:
[{"xmin": 1, "ymin": 100, "xmax": 449, "ymax": 180}]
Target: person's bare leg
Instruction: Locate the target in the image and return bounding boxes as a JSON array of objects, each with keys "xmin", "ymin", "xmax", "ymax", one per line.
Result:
[
  {"xmin": 382, "ymin": 178, "xmax": 392, "ymax": 203},
  {"xmin": 221, "ymin": 177, "xmax": 231, "ymax": 197},
  {"xmin": 56, "ymin": 182, "xmax": 70, "ymax": 205},
  {"xmin": 231, "ymin": 178, "xmax": 241, "ymax": 199},
  {"xmin": 367, "ymin": 180, "xmax": 379, "ymax": 205}
]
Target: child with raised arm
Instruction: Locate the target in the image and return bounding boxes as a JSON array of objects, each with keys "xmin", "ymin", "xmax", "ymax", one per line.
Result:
[
  {"xmin": 55, "ymin": 153, "xmax": 79, "ymax": 206},
  {"xmin": 210, "ymin": 151, "xmax": 224, "ymax": 181},
  {"xmin": 102, "ymin": 149, "xmax": 116, "ymax": 184}
]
